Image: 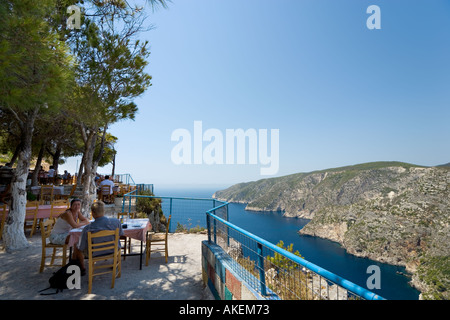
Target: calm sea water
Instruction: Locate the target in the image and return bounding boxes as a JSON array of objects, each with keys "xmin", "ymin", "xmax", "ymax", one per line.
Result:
[{"xmin": 156, "ymin": 187, "xmax": 421, "ymax": 300}]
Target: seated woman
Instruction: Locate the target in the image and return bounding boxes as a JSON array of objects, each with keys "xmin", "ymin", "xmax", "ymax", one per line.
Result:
[{"xmin": 49, "ymin": 198, "xmax": 90, "ymax": 245}]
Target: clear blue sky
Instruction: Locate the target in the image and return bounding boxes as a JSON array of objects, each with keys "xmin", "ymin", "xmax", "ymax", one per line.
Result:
[{"xmin": 61, "ymin": 0, "xmax": 450, "ymax": 190}]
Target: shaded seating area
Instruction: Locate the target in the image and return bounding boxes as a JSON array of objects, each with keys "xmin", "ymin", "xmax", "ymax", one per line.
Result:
[
  {"xmin": 0, "ymin": 164, "xmax": 80, "ymax": 210},
  {"xmin": 0, "ymin": 231, "xmax": 208, "ymax": 299},
  {"xmin": 36, "ymin": 167, "xmax": 76, "ymax": 185},
  {"xmin": 0, "ymin": 167, "xmax": 138, "ymax": 210},
  {"xmin": 0, "ymin": 199, "xmax": 72, "ymax": 243},
  {"xmin": 0, "ymin": 186, "xmax": 217, "ymax": 299},
  {"xmin": 0, "ymin": 180, "xmax": 177, "ymax": 297}
]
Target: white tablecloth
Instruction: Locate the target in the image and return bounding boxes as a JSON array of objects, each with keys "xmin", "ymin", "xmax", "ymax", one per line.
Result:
[
  {"xmin": 30, "ymin": 186, "xmax": 65, "ymax": 195},
  {"xmin": 68, "ymin": 218, "xmax": 151, "ymax": 247}
]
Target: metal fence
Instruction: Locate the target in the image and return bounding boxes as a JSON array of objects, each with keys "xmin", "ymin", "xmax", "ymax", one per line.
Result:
[
  {"xmin": 121, "ymin": 189, "xmax": 225, "ymax": 232},
  {"xmin": 206, "ymin": 207, "xmax": 385, "ymax": 300},
  {"xmin": 112, "ymin": 173, "xmax": 135, "ymax": 185},
  {"xmin": 121, "ymin": 189, "xmax": 384, "ymax": 300},
  {"xmin": 135, "ymin": 183, "xmax": 154, "ymax": 194}
]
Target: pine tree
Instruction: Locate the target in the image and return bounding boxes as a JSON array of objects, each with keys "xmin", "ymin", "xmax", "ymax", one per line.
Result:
[{"xmin": 0, "ymin": 0, "xmax": 74, "ymax": 250}]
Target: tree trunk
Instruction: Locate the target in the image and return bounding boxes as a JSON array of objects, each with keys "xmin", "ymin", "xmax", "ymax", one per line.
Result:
[
  {"xmin": 94, "ymin": 125, "xmax": 108, "ymax": 165},
  {"xmin": 3, "ymin": 108, "xmax": 38, "ymax": 252},
  {"xmin": 31, "ymin": 142, "xmax": 46, "ymax": 186},
  {"xmin": 90, "ymin": 125, "xmax": 107, "ymax": 192},
  {"xmin": 51, "ymin": 143, "xmax": 62, "ymax": 177},
  {"xmin": 80, "ymin": 129, "xmax": 97, "ymax": 217},
  {"xmin": 111, "ymin": 150, "xmax": 116, "ymax": 179},
  {"xmin": 8, "ymin": 142, "xmax": 21, "ymax": 166},
  {"xmin": 79, "ymin": 125, "xmax": 109, "ymax": 216},
  {"xmin": 77, "ymin": 152, "xmax": 85, "ymax": 185}
]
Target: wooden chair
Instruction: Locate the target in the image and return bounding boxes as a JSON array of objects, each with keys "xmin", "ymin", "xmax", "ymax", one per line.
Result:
[
  {"xmin": 145, "ymin": 215, "xmax": 171, "ymax": 265},
  {"xmin": 24, "ymin": 201, "xmax": 39, "ymax": 237},
  {"xmin": 61, "ymin": 184, "xmax": 77, "ymax": 201},
  {"xmin": 116, "ymin": 212, "xmax": 136, "ymax": 220},
  {"xmin": 50, "ymin": 199, "xmax": 69, "ymax": 220},
  {"xmin": 40, "ymin": 185, "xmax": 54, "ymax": 204},
  {"xmin": 100, "ymin": 185, "xmax": 113, "ymax": 203},
  {"xmin": 39, "ymin": 219, "xmax": 69, "ymax": 273},
  {"xmin": 87, "ymin": 229, "xmax": 121, "ymax": 294},
  {"xmin": 0, "ymin": 204, "xmax": 7, "ymax": 241}
]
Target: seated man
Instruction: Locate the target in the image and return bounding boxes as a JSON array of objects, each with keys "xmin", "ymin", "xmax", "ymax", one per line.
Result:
[
  {"xmin": 99, "ymin": 175, "xmax": 115, "ymax": 195},
  {"xmin": 73, "ymin": 201, "xmax": 123, "ymax": 275}
]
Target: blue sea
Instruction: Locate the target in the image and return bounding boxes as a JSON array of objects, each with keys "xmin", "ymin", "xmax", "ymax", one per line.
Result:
[{"xmin": 155, "ymin": 187, "xmax": 421, "ymax": 300}]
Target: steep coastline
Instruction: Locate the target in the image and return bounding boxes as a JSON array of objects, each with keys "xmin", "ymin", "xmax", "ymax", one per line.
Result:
[{"xmin": 213, "ymin": 162, "xmax": 450, "ymax": 300}]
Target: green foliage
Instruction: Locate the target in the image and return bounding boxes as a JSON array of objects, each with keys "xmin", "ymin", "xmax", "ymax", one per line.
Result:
[
  {"xmin": 0, "ymin": 0, "xmax": 167, "ymax": 251},
  {"xmin": 267, "ymin": 240, "xmax": 304, "ymax": 271},
  {"xmin": 26, "ymin": 192, "xmax": 37, "ymax": 201},
  {"xmin": 418, "ymin": 256, "xmax": 450, "ymax": 300},
  {"xmin": 136, "ymin": 189, "xmax": 163, "ymax": 217},
  {"xmin": 0, "ymin": 0, "xmax": 74, "ymax": 112},
  {"xmin": 175, "ymin": 222, "xmax": 187, "ymax": 233},
  {"xmin": 95, "ymin": 133, "xmax": 118, "ymax": 167},
  {"xmin": 311, "ymin": 161, "xmax": 425, "ymax": 173},
  {"xmin": 175, "ymin": 219, "xmax": 206, "ymax": 233},
  {"xmin": 67, "ymin": 8, "xmax": 152, "ymax": 127},
  {"xmin": 134, "ymin": 211, "xmax": 148, "ymax": 219},
  {"xmin": 232, "ymin": 240, "xmax": 319, "ymax": 300}
]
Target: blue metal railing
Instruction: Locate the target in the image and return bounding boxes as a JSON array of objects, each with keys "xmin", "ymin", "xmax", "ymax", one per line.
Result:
[
  {"xmin": 121, "ymin": 189, "xmax": 224, "ymax": 232},
  {"xmin": 135, "ymin": 184, "xmax": 154, "ymax": 194},
  {"xmin": 121, "ymin": 188, "xmax": 384, "ymax": 300},
  {"xmin": 206, "ymin": 207, "xmax": 385, "ymax": 300},
  {"xmin": 107, "ymin": 173, "xmax": 135, "ymax": 185}
]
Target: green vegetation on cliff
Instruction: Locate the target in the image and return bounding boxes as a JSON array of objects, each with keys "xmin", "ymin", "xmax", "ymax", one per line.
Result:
[{"xmin": 213, "ymin": 161, "xmax": 450, "ymax": 299}]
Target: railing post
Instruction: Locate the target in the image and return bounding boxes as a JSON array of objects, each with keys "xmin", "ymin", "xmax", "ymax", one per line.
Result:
[
  {"xmin": 207, "ymin": 213, "xmax": 211, "ymax": 243},
  {"xmin": 225, "ymin": 204, "xmax": 230, "ymax": 247},
  {"xmin": 257, "ymin": 243, "xmax": 267, "ymax": 296},
  {"xmin": 213, "ymin": 217, "xmax": 217, "ymax": 244},
  {"xmin": 128, "ymin": 192, "xmax": 132, "ymax": 213}
]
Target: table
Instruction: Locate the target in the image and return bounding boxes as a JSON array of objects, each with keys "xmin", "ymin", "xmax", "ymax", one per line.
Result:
[
  {"xmin": 31, "ymin": 186, "xmax": 65, "ymax": 196},
  {"xmin": 68, "ymin": 218, "xmax": 152, "ymax": 270},
  {"xmin": 4, "ymin": 204, "xmax": 68, "ymax": 219}
]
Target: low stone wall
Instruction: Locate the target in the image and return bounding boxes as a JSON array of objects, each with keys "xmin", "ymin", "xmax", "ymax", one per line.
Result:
[{"xmin": 201, "ymin": 240, "xmax": 278, "ymax": 300}]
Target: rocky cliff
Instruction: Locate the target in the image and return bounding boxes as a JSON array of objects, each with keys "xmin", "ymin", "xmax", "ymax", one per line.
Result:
[{"xmin": 213, "ymin": 162, "xmax": 450, "ymax": 300}]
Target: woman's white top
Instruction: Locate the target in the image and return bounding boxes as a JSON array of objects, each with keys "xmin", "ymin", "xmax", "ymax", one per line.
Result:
[{"xmin": 51, "ymin": 214, "xmax": 72, "ymax": 235}]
